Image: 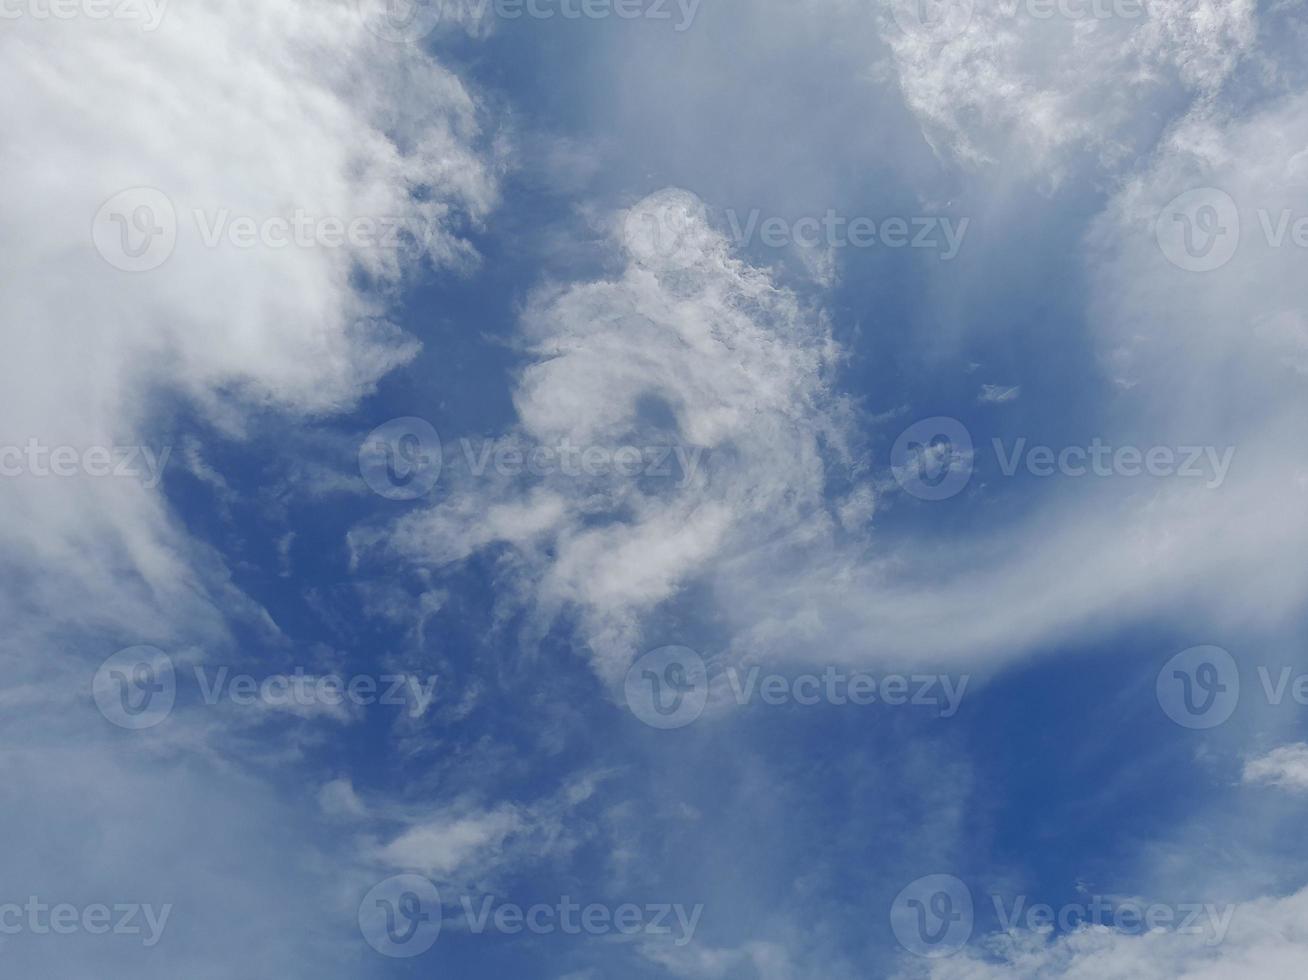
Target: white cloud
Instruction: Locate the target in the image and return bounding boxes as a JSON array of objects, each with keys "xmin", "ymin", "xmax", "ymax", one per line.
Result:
[
  {"xmin": 1243, "ymin": 744, "xmax": 1308, "ymax": 793},
  {"xmin": 0, "ymin": 2, "xmax": 500, "ymax": 974},
  {"xmin": 360, "ymin": 188, "xmax": 866, "ymax": 680},
  {"xmin": 903, "ymin": 884, "xmax": 1308, "ymax": 979},
  {"xmin": 877, "ymin": 0, "xmax": 1258, "ymax": 179}
]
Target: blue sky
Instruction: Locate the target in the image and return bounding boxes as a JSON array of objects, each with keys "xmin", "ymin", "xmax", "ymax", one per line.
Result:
[{"xmin": 5, "ymin": 0, "xmax": 1308, "ymax": 976}]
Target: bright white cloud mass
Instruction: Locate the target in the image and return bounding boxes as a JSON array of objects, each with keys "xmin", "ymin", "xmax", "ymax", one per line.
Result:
[{"xmin": 3, "ymin": 0, "xmax": 1306, "ymax": 976}]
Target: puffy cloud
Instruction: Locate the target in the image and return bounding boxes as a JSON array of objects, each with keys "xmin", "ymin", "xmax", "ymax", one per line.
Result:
[
  {"xmin": 0, "ymin": 1, "xmax": 500, "ymax": 974},
  {"xmin": 877, "ymin": 0, "xmax": 1258, "ymax": 179},
  {"xmin": 360, "ymin": 188, "xmax": 865, "ymax": 679},
  {"xmin": 1243, "ymin": 744, "xmax": 1308, "ymax": 794},
  {"xmin": 0, "ymin": 0, "xmax": 499, "ymax": 645}
]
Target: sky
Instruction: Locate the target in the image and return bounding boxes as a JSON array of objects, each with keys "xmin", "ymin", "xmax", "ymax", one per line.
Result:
[{"xmin": 3, "ymin": 0, "xmax": 1308, "ymax": 976}]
